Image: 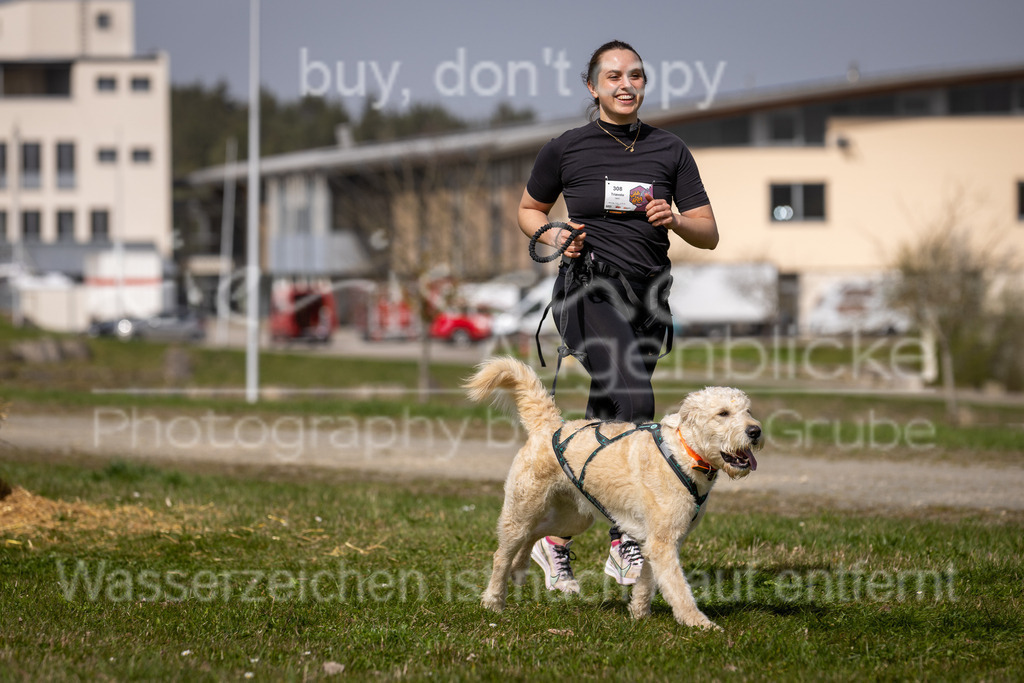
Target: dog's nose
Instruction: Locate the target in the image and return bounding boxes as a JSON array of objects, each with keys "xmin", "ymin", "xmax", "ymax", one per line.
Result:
[{"xmin": 746, "ymin": 425, "xmax": 762, "ymax": 441}]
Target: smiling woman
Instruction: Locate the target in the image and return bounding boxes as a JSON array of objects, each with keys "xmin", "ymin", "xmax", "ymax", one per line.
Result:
[{"xmin": 514, "ymin": 38, "xmax": 724, "ymax": 594}]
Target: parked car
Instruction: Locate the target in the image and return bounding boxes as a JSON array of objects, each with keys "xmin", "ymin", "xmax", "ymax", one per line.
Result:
[
  {"xmin": 269, "ymin": 284, "xmax": 336, "ymax": 343},
  {"xmin": 490, "ymin": 277, "xmax": 558, "ymax": 342},
  {"xmin": 88, "ymin": 310, "xmax": 206, "ymax": 342},
  {"xmin": 429, "ymin": 309, "xmax": 492, "ymax": 346}
]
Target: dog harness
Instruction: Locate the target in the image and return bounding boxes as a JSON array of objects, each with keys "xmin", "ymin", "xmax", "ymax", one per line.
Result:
[{"xmin": 551, "ymin": 421, "xmax": 716, "ymax": 524}]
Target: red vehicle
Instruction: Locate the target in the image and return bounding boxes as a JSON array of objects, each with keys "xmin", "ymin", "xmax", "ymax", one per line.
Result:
[
  {"xmin": 429, "ymin": 309, "xmax": 492, "ymax": 346},
  {"xmin": 269, "ymin": 284, "xmax": 336, "ymax": 343}
]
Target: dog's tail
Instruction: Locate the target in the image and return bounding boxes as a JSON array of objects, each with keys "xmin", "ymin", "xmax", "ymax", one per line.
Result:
[{"xmin": 464, "ymin": 356, "xmax": 561, "ymax": 433}]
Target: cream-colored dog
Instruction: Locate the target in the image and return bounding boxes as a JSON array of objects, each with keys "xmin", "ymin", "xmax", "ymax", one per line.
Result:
[{"xmin": 465, "ymin": 356, "xmax": 763, "ymax": 630}]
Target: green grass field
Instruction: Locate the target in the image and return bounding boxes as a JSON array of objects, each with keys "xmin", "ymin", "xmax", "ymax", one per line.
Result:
[
  {"xmin": 3, "ymin": 321, "xmax": 1024, "ymax": 679},
  {"xmin": 1, "ymin": 451, "xmax": 1022, "ymax": 681}
]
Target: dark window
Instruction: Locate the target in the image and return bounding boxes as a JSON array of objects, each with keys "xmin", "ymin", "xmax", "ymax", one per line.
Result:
[
  {"xmin": 131, "ymin": 148, "xmax": 152, "ymax": 163},
  {"xmin": 56, "ymin": 142, "xmax": 75, "ymax": 189},
  {"xmin": 803, "ymin": 184, "xmax": 826, "ymax": 220},
  {"xmin": 97, "ymin": 147, "xmax": 117, "ymax": 163},
  {"xmin": 949, "ymin": 83, "xmax": 1013, "ymax": 114},
  {"xmin": 768, "ymin": 111, "xmax": 798, "ymax": 142},
  {"xmin": 770, "ymin": 185, "xmax": 793, "ymax": 221},
  {"xmin": 96, "ymin": 76, "xmax": 116, "ymax": 92},
  {"xmin": 130, "ymin": 76, "xmax": 151, "ymax": 92},
  {"xmin": 22, "ymin": 210, "xmax": 41, "ymax": 241},
  {"xmin": 0, "ymin": 211, "xmax": 7, "ymax": 242},
  {"xmin": 858, "ymin": 95, "xmax": 897, "ymax": 116},
  {"xmin": 57, "ymin": 210, "xmax": 75, "ymax": 242},
  {"xmin": 0, "ymin": 63, "xmax": 72, "ymax": 96},
  {"xmin": 900, "ymin": 92, "xmax": 934, "ymax": 116},
  {"xmin": 96, "ymin": 12, "xmax": 111, "ymax": 29},
  {"xmin": 0, "ymin": 142, "xmax": 6, "ymax": 188},
  {"xmin": 91, "ymin": 210, "xmax": 110, "ymax": 242},
  {"xmin": 803, "ymin": 105, "xmax": 828, "ymax": 145},
  {"xmin": 1018, "ymin": 181, "xmax": 1024, "ymax": 221},
  {"xmin": 771, "ymin": 183, "xmax": 827, "ymax": 222},
  {"xmin": 669, "ymin": 115, "xmax": 752, "ymax": 148},
  {"xmin": 21, "ymin": 142, "xmax": 41, "ymax": 189}
]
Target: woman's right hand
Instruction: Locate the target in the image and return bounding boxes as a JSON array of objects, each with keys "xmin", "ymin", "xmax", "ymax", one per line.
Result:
[{"xmin": 552, "ymin": 222, "xmax": 586, "ymax": 258}]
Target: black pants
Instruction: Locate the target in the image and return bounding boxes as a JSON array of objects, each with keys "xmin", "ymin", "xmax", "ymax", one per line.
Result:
[{"xmin": 551, "ymin": 267, "xmax": 668, "ymax": 423}]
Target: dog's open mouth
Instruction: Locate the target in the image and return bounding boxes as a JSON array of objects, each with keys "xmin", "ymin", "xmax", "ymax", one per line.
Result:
[{"xmin": 721, "ymin": 448, "xmax": 758, "ymax": 471}]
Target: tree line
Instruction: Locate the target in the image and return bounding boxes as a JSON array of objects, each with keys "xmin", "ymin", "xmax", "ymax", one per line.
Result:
[{"xmin": 171, "ymin": 82, "xmax": 534, "ymax": 178}]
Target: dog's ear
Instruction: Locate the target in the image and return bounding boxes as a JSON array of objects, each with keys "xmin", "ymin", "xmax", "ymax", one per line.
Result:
[{"xmin": 662, "ymin": 411, "xmax": 682, "ymax": 429}]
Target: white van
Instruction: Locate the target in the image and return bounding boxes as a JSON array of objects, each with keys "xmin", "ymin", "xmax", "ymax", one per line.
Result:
[{"xmin": 490, "ymin": 276, "xmax": 558, "ymax": 342}]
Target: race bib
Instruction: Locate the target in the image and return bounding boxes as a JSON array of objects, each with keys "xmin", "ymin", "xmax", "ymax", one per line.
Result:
[{"xmin": 604, "ymin": 179, "xmax": 653, "ymax": 213}]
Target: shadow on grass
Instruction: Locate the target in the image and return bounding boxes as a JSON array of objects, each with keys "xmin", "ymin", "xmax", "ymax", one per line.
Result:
[{"xmin": 593, "ymin": 597, "xmax": 827, "ymax": 621}]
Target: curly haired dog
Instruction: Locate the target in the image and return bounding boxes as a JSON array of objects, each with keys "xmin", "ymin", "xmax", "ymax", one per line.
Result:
[{"xmin": 465, "ymin": 356, "xmax": 763, "ymax": 630}]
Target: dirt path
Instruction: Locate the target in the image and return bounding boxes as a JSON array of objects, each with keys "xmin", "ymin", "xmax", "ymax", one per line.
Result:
[{"xmin": 3, "ymin": 411, "xmax": 1022, "ymax": 512}]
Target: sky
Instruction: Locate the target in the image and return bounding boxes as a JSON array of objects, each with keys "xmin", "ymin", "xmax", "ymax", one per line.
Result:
[{"xmin": 134, "ymin": 0, "xmax": 1024, "ymax": 124}]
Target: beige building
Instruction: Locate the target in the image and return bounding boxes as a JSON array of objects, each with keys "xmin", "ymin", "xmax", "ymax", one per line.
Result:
[
  {"xmin": 0, "ymin": 0, "xmax": 171, "ymax": 330},
  {"xmin": 652, "ymin": 70, "xmax": 1024, "ymax": 329},
  {"xmin": 188, "ymin": 63, "xmax": 1024, "ymax": 334}
]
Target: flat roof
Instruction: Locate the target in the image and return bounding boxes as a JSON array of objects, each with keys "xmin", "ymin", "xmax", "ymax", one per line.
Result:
[{"xmin": 186, "ymin": 61, "xmax": 1024, "ymax": 187}]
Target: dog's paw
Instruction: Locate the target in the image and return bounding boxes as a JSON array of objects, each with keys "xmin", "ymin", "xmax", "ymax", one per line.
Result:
[
  {"xmin": 680, "ymin": 613, "xmax": 720, "ymax": 631},
  {"xmin": 627, "ymin": 602, "xmax": 652, "ymax": 620},
  {"xmin": 480, "ymin": 593, "xmax": 505, "ymax": 613},
  {"xmin": 671, "ymin": 607, "xmax": 721, "ymax": 630}
]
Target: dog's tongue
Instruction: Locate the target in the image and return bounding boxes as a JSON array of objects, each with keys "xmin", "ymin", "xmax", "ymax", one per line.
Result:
[{"xmin": 745, "ymin": 449, "xmax": 758, "ymax": 471}]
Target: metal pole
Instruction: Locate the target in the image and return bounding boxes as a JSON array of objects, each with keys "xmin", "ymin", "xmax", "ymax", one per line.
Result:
[
  {"xmin": 245, "ymin": 0, "xmax": 261, "ymax": 403},
  {"xmin": 11, "ymin": 125, "xmax": 22, "ymax": 327},
  {"xmin": 114, "ymin": 127, "xmax": 125, "ymax": 318},
  {"xmin": 216, "ymin": 137, "xmax": 237, "ymax": 345}
]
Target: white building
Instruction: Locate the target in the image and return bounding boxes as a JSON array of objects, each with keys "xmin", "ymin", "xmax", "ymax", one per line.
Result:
[{"xmin": 0, "ymin": 0, "xmax": 171, "ymax": 331}]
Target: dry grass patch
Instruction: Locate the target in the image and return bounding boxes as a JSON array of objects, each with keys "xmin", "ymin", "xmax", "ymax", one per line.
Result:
[{"xmin": 0, "ymin": 485, "xmax": 221, "ymax": 546}]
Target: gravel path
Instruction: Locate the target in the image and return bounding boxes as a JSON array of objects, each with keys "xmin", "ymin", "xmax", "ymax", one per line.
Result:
[{"xmin": 4, "ymin": 410, "xmax": 1023, "ymax": 512}]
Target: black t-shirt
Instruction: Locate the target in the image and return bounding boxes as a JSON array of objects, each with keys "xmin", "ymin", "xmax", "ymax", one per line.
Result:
[{"xmin": 526, "ymin": 120, "xmax": 709, "ymax": 275}]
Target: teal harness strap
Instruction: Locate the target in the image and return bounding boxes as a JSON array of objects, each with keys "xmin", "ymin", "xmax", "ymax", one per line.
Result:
[
  {"xmin": 578, "ymin": 424, "xmax": 625, "ymax": 487},
  {"xmin": 551, "ymin": 421, "xmax": 712, "ymax": 524},
  {"xmin": 552, "ymin": 423, "xmax": 617, "ymax": 523},
  {"xmin": 635, "ymin": 424, "xmax": 710, "ymax": 520}
]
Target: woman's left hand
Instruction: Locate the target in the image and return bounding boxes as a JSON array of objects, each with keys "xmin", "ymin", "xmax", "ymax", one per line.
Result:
[{"xmin": 644, "ymin": 192, "xmax": 676, "ymax": 229}]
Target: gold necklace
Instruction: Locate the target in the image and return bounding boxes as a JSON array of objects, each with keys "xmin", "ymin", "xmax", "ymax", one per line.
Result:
[{"xmin": 597, "ymin": 119, "xmax": 641, "ymax": 152}]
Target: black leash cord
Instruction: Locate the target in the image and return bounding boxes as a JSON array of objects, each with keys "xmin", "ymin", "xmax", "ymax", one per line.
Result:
[{"xmin": 529, "ymin": 221, "xmax": 583, "ymax": 263}]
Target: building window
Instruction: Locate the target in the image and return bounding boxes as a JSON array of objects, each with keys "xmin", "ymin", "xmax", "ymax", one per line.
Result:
[
  {"xmin": 771, "ymin": 183, "xmax": 827, "ymax": 222},
  {"xmin": 0, "ymin": 211, "xmax": 7, "ymax": 242},
  {"xmin": 1018, "ymin": 181, "xmax": 1024, "ymax": 221},
  {"xmin": 0, "ymin": 142, "xmax": 6, "ymax": 189},
  {"xmin": 97, "ymin": 147, "xmax": 117, "ymax": 163},
  {"xmin": 22, "ymin": 210, "xmax": 41, "ymax": 242},
  {"xmin": 96, "ymin": 12, "xmax": 112, "ymax": 29},
  {"xmin": 56, "ymin": 142, "xmax": 75, "ymax": 189},
  {"xmin": 898, "ymin": 92, "xmax": 936, "ymax": 116},
  {"xmin": 21, "ymin": 142, "xmax": 41, "ymax": 189},
  {"xmin": 57, "ymin": 210, "xmax": 75, "ymax": 242},
  {"xmin": 767, "ymin": 111, "xmax": 798, "ymax": 142},
  {"xmin": 131, "ymin": 76, "xmax": 151, "ymax": 92},
  {"xmin": 96, "ymin": 76, "xmax": 116, "ymax": 92},
  {"xmin": 948, "ymin": 83, "xmax": 1013, "ymax": 114},
  {"xmin": 132, "ymin": 148, "xmax": 152, "ymax": 163},
  {"xmin": 91, "ymin": 210, "xmax": 110, "ymax": 242}
]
